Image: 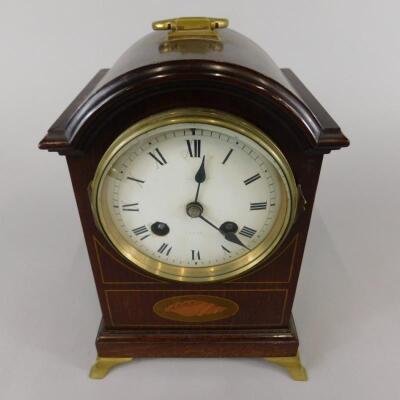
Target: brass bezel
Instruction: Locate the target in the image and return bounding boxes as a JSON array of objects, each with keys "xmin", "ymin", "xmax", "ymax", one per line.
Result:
[{"xmin": 91, "ymin": 108, "xmax": 298, "ymax": 283}]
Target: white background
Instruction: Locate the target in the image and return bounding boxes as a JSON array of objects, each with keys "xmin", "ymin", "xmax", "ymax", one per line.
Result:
[{"xmin": 1, "ymin": 0, "xmax": 400, "ymax": 398}]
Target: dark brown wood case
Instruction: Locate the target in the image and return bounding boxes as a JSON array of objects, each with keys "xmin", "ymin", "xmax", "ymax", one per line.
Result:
[{"xmin": 39, "ymin": 25, "xmax": 348, "ymax": 358}]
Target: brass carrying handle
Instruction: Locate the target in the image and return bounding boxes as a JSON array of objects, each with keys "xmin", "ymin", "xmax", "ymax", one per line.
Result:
[{"xmin": 152, "ymin": 17, "xmax": 229, "ymax": 40}]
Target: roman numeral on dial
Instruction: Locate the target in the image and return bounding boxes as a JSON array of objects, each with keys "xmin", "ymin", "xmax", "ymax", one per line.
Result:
[
  {"xmin": 239, "ymin": 226, "xmax": 257, "ymax": 238},
  {"xmin": 122, "ymin": 203, "xmax": 139, "ymax": 211},
  {"xmin": 222, "ymin": 149, "xmax": 233, "ymax": 164},
  {"xmin": 250, "ymin": 201, "xmax": 267, "ymax": 210},
  {"xmin": 244, "ymin": 173, "xmax": 261, "ymax": 185},
  {"xmin": 127, "ymin": 177, "xmax": 145, "ymax": 183},
  {"xmin": 221, "ymin": 245, "xmax": 231, "ymax": 253},
  {"xmin": 132, "ymin": 225, "xmax": 150, "ymax": 240},
  {"xmin": 149, "ymin": 148, "xmax": 167, "ymax": 166},
  {"xmin": 158, "ymin": 243, "xmax": 172, "ymax": 255},
  {"xmin": 187, "ymin": 139, "xmax": 201, "ymax": 157},
  {"xmin": 191, "ymin": 250, "xmax": 201, "ymax": 260}
]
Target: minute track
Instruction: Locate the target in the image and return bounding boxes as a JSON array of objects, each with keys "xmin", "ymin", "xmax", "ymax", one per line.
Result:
[{"xmin": 100, "ymin": 118, "xmax": 291, "ymax": 273}]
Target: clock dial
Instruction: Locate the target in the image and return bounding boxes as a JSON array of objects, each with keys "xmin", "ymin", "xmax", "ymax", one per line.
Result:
[{"xmin": 92, "ymin": 110, "xmax": 298, "ymax": 282}]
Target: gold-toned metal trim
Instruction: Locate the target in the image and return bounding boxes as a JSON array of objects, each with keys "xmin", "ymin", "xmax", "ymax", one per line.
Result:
[
  {"xmin": 89, "ymin": 357, "xmax": 133, "ymax": 379},
  {"xmin": 91, "ymin": 108, "xmax": 299, "ymax": 283},
  {"xmin": 265, "ymin": 352, "xmax": 308, "ymax": 381},
  {"xmin": 88, "ymin": 354, "xmax": 306, "ymax": 380},
  {"xmin": 93, "ymin": 234, "xmax": 298, "ymax": 285},
  {"xmin": 152, "ymin": 17, "xmax": 228, "ymax": 41}
]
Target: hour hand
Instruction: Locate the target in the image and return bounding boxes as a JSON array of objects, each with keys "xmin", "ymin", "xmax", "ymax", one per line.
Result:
[
  {"xmin": 195, "ymin": 155, "xmax": 206, "ymax": 183},
  {"xmin": 194, "ymin": 155, "xmax": 205, "ymax": 202}
]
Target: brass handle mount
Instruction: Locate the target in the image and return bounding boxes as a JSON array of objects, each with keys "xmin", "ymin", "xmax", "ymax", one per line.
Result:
[{"xmin": 152, "ymin": 17, "xmax": 229, "ymax": 40}]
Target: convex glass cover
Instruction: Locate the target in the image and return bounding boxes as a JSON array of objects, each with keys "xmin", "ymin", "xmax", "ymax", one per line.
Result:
[{"xmin": 91, "ymin": 109, "xmax": 298, "ymax": 282}]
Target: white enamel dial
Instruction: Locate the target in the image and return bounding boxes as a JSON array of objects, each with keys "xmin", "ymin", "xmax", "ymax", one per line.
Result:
[{"xmin": 92, "ymin": 111, "xmax": 297, "ymax": 282}]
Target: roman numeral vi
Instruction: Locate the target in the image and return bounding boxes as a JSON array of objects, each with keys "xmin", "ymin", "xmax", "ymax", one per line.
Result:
[{"xmin": 191, "ymin": 250, "xmax": 201, "ymax": 260}]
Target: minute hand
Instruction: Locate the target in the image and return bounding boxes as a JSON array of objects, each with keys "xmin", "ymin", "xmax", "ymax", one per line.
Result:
[
  {"xmin": 222, "ymin": 231, "xmax": 250, "ymax": 250},
  {"xmin": 199, "ymin": 215, "xmax": 250, "ymax": 250}
]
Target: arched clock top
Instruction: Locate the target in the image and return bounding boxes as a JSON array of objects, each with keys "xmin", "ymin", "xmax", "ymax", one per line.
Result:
[
  {"xmin": 39, "ymin": 19, "xmax": 349, "ymax": 155},
  {"xmin": 97, "ymin": 28, "xmax": 290, "ymax": 89}
]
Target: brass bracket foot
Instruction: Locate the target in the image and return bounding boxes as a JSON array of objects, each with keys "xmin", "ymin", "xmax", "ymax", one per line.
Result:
[
  {"xmin": 89, "ymin": 357, "xmax": 133, "ymax": 379},
  {"xmin": 265, "ymin": 352, "xmax": 308, "ymax": 381}
]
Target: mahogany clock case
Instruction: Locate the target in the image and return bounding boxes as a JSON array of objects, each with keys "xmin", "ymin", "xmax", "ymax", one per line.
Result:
[{"xmin": 39, "ymin": 27, "xmax": 349, "ymax": 358}]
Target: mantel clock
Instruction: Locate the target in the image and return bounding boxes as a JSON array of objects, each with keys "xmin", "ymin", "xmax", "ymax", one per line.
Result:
[{"xmin": 39, "ymin": 17, "xmax": 349, "ymax": 380}]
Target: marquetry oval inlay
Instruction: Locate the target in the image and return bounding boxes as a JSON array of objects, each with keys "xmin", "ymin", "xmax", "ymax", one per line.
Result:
[{"xmin": 153, "ymin": 295, "xmax": 239, "ymax": 323}]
